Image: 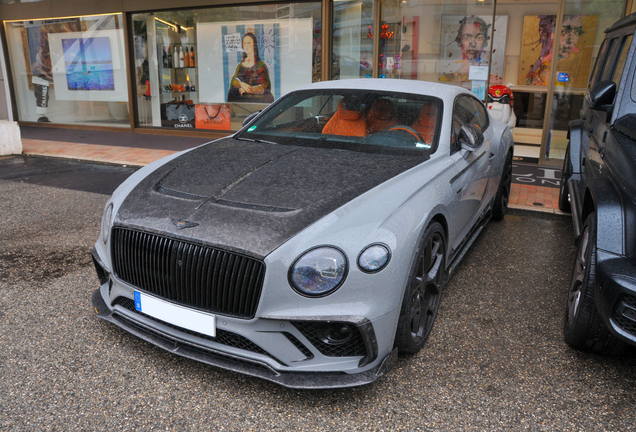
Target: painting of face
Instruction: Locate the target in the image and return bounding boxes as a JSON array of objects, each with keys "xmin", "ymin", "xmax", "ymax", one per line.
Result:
[
  {"xmin": 460, "ymin": 23, "xmax": 486, "ymax": 62},
  {"xmin": 518, "ymin": 14, "xmax": 597, "ymax": 88},
  {"xmin": 438, "ymin": 15, "xmax": 506, "ymax": 84},
  {"xmin": 243, "ymin": 35, "xmax": 254, "ymax": 56},
  {"xmin": 559, "ymin": 15, "xmax": 584, "ymax": 60}
]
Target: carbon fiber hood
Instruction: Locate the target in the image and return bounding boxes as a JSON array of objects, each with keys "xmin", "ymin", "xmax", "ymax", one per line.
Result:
[{"xmin": 114, "ymin": 138, "xmax": 426, "ymax": 259}]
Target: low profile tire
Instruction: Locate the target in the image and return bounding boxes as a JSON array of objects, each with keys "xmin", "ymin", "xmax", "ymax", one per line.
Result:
[
  {"xmin": 563, "ymin": 212, "xmax": 626, "ymax": 355},
  {"xmin": 559, "ymin": 145, "xmax": 572, "ymax": 212},
  {"xmin": 492, "ymin": 151, "xmax": 513, "ymax": 221},
  {"xmin": 395, "ymin": 221, "xmax": 446, "ymax": 354}
]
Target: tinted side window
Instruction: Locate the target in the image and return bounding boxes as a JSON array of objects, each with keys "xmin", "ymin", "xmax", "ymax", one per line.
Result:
[
  {"xmin": 612, "ymin": 34, "xmax": 633, "ymax": 87},
  {"xmin": 452, "ymin": 95, "xmax": 485, "ymax": 153},
  {"xmin": 589, "ymin": 38, "xmax": 609, "ymax": 88},
  {"xmin": 471, "ymin": 98, "xmax": 490, "ymax": 131},
  {"xmin": 600, "ymin": 38, "xmax": 620, "ymax": 82}
]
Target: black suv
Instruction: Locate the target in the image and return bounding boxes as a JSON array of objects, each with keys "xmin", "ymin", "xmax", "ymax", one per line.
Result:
[{"xmin": 560, "ymin": 13, "xmax": 636, "ymax": 354}]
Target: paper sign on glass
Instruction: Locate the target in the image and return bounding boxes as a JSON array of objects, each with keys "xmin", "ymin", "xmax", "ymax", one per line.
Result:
[
  {"xmin": 469, "ymin": 66, "xmax": 489, "ymax": 81},
  {"xmin": 224, "ymin": 33, "xmax": 242, "ymax": 53}
]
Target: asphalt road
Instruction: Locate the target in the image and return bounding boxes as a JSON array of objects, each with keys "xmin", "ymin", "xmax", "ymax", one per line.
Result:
[
  {"xmin": 1, "ymin": 160, "xmax": 635, "ymax": 430},
  {"xmin": 0, "ymin": 155, "xmax": 136, "ymax": 195}
]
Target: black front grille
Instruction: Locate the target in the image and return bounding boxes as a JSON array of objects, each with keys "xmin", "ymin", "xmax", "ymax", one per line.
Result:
[
  {"xmin": 112, "ymin": 296, "xmax": 274, "ymax": 359},
  {"xmin": 292, "ymin": 322, "xmax": 367, "ymax": 357},
  {"xmin": 613, "ymin": 294, "xmax": 636, "ymax": 338},
  {"xmin": 111, "ymin": 227, "xmax": 265, "ymax": 319}
]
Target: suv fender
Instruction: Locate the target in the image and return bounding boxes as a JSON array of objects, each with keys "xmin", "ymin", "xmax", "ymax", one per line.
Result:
[{"xmin": 586, "ymin": 177, "xmax": 624, "ymax": 255}]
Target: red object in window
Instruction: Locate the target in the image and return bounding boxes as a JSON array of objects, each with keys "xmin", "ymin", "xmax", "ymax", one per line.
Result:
[{"xmin": 380, "ymin": 24, "xmax": 394, "ymax": 39}]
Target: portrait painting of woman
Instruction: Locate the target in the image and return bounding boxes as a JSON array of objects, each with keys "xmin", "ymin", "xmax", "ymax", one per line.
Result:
[{"xmin": 227, "ymin": 32, "xmax": 274, "ymax": 103}]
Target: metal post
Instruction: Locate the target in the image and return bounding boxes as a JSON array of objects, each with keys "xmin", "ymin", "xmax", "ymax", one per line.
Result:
[
  {"xmin": 372, "ymin": 0, "xmax": 380, "ymax": 78},
  {"xmin": 539, "ymin": 0, "xmax": 566, "ymax": 166}
]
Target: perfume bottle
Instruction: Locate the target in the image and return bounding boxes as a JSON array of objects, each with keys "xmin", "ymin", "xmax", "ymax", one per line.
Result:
[
  {"xmin": 167, "ymin": 45, "xmax": 173, "ymax": 68},
  {"xmin": 179, "ymin": 46, "xmax": 185, "ymax": 68},
  {"xmin": 189, "ymin": 46, "xmax": 195, "ymax": 68},
  {"xmin": 184, "ymin": 45, "xmax": 190, "ymax": 68},
  {"xmin": 162, "ymin": 46, "xmax": 168, "ymax": 68}
]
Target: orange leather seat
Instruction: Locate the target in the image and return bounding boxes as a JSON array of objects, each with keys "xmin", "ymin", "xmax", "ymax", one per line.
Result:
[
  {"xmin": 366, "ymin": 99, "xmax": 398, "ymax": 134},
  {"xmin": 411, "ymin": 104, "xmax": 437, "ymax": 143},
  {"xmin": 322, "ymin": 99, "xmax": 368, "ymax": 137}
]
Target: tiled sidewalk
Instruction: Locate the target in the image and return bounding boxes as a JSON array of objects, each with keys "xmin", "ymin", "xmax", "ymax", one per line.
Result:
[
  {"xmin": 21, "ymin": 139, "xmax": 177, "ymax": 166},
  {"xmin": 509, "ymin": 184, "xmax": 563, "ymax": 214},
  {"xmin": 20, "ymin": 138, "xmax": 566, "ymax": 214}
]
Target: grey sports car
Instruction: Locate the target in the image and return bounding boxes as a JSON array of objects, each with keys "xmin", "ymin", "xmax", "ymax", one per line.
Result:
[{"xmin": 91, "ymin": 79, "xmax": 514, "ymax": 389}]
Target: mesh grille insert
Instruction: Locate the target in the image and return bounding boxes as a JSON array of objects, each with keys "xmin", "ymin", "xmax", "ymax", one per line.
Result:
[
  {"xmin": 613, "ymin": 294, "xmax": 636, "ymax": 338},
  {"xmin": 292, "ymin": 321, "xmax": 367, "ymax": 357},
  {"xmin": 283, "ymin": 332, "xmax": 314, "ymax": 360}
]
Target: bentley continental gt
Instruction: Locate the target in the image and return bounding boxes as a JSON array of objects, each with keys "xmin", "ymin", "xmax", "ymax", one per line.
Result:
[{"xmin": 91, "ymin": 79, "xmax": 514, "ymax": 389}]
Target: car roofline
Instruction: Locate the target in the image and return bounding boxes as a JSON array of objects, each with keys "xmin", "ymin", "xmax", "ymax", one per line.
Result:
[{"xmin": 295, "ymin": 78, "xmax": 468, "ymax": 99}]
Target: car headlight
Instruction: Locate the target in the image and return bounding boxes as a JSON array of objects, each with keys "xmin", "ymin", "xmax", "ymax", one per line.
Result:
[
  {"xmin": 101, "ymin": 203, "xmax": 114, "ymax": 244},
  {"xmin": 357, "ymin": 244, "xmax": 391, "ymax": 273},
  {"xmin": 289, "ymin": 247, "xmax": 348, "ymax": 296}
]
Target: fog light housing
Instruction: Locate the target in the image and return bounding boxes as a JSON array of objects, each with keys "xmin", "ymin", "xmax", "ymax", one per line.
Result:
[
  {"xmin": 358, "ymin": 243, "xmax": 391, "ymax": 273},
  {"xmin": 316, "ymin": 323, "xmax": 354, "ymax": 345}
]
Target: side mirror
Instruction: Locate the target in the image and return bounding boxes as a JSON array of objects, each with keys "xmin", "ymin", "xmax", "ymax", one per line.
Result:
[
  {"xmin": 588, "ymin": 80, "xmax": 616, "ymax": 111},
  {"xmin": 242, "ymin": 110, "xmax": 261, "ymax": 127},
  {"xmin": 458, "ymin": 124, "xmax": 484, "ymax": 154}
]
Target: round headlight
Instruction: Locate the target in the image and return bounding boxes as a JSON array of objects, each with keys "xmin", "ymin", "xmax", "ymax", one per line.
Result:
[
  {"xmin": 357, "ymin": 244, "xmax": 390, "ymax": 273},
  {"xmin": 102, "ymin": 203, "xmax": 114, "ymax": 244},
  {"xmin": 289, "ymin": 247, "xmax": 348, "ymax": 296}
]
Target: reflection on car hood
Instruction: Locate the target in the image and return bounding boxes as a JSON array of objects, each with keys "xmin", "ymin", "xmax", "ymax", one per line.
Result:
[{"xmin": 115, "ymin": 138, "xmax": 427, "ymax": 259}]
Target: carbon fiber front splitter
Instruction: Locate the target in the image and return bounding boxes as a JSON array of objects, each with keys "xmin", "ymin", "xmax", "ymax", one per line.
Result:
[{"xmin": 91, "ymin": 288, "xmax": 398, "ymax": 389}]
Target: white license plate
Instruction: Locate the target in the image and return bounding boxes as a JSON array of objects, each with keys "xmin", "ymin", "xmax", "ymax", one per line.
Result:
[{"xmin": 134, "ymin": 291, "xmax": 216, "ymax": 337}]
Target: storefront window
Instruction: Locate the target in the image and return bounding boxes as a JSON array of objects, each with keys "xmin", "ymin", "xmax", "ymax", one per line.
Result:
[
  {"xmin": 545, "ymin": 0, "xmax": 626, "ymax": 165},
  {"xmin": 378, "ymin": 0, "xmax": 495, "ymax": 99},
  {"xmin": 132, "ymin": 3, "xmax": 321, "ymax": 131},
  {"xmin": 332, "ymin": 0, "xmax": 375, "ymax": 79},
  {"xmin": 4, "ymin": 14, "xmax": 129, "ymax": 126}
]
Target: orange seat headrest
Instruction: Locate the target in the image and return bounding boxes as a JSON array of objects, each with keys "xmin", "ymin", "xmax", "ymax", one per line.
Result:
[
  {"xmin": 415, "ymin": 104, "xmax": 437, "ymax": 127},
  {"xmin": 367, "ymin": 99, "xmax": 398, "ymax": 122},
  {"xmin": 337, "ymin": 99, "xmax": 363, "ymax": 121}
]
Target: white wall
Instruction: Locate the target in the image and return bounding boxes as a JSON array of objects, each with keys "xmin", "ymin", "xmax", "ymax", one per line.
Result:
[{"xmin": 0, "ymin": 32, "xmax": 12, "ymax": 121}]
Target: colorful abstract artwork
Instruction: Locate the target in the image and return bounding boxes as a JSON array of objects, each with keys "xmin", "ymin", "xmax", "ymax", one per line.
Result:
[{"xmin": 518, "ymin": 15, "xmax": 597, "ymax": 87}]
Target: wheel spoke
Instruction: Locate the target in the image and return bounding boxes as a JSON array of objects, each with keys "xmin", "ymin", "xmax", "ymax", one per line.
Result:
[
  {"xmin": 568, "ymin": 226, "xmax": 589, "ymax": 322},
  {"xmin": 425, "ymin": 237, "xmax": 443, "ymax": 283}
]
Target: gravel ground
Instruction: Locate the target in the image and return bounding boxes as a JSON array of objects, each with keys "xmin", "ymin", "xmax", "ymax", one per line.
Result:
[{"xmin": 1, "ymin": 178, "xmax": 635, "ymax": 431}]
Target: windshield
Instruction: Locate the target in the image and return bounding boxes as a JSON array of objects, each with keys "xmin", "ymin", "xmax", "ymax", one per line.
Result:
[{"xmin": 236, "ymin": 89, "xmax": 443, "ymax": 156}]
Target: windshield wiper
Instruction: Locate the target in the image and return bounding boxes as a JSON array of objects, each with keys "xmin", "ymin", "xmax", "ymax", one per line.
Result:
[{"xmin": 236, "ymin": 136, "xmax": 279, "ymax": 145}]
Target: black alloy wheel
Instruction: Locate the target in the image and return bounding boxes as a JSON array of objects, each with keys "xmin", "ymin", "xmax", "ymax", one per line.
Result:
[
  {"xmin": 492, "ymin": 151, "xmax": 513, "ymax": 220},
  {"xmin": 563, "ymin": 212, "xmax": 625, "ymax": 354},
  {"xmin": 559, "ymin": 145, "xmax": 572, "ymax": 212},
  {"xmin": 395, "ymin": 222, "xmax": 446, "ymax": 354}
]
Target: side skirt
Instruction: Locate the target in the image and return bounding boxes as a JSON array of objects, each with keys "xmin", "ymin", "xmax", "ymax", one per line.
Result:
[{"xmin": 446, "ymin": 206, "xmax": 493, "ymax": 277}]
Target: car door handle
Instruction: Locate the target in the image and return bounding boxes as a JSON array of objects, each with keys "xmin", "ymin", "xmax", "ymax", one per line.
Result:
[{"xmin": 488, "ymin": 152, "xmax": 496, "ymax": 160}]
